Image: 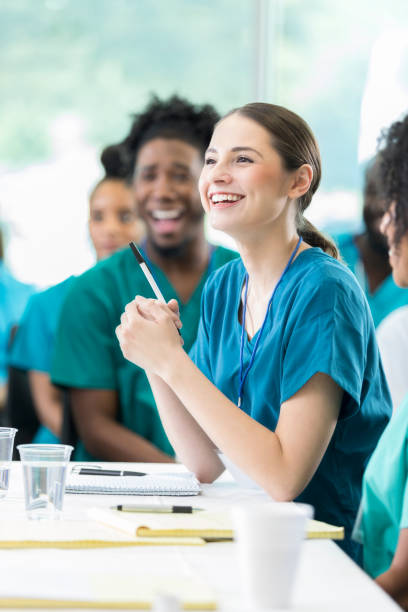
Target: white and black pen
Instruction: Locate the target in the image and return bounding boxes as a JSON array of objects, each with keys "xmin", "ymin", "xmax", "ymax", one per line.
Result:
[
  {"xmin": 129, "ymin": 242, "xmax": 166, "ymax": 303},
  {"xmin": 129, "ymin": 242, "xmax": 181, "ymax": 335}
]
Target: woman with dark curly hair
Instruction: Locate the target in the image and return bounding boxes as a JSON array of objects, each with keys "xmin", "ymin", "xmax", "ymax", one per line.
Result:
[
  {"xmin": 51, "ymin": 95, "xmax": 237, "ymax": 462},
  {"xmin": 9, "ymin": 147, "xmax": 143, "ymax": 444},
  {"xmin": 353, "ymin": 114, "xmax": 408, "ymax": 610}
]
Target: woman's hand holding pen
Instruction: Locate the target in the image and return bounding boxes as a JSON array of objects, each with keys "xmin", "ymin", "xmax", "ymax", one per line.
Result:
[{"xmin": 116, "ymin": 296, "xmax": 183, "ymax": 376}]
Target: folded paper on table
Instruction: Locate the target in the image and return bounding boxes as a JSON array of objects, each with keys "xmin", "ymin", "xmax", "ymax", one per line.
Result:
[
  {"xmin": 0, "ymin": 567, "xmax": 216, "ymax": 609},
  {"xmin": 88, "ymin": 508, "xmax": 344, "ymax": 541},
  {"xmin": 65, "ymin": 471, "xmax": 201, "ymax": 496},
  {"xmin": 307, "ymin": 519, "xmax": 344, "ymax": 540},
  {"xmin": 0, "ymin": 520, "xmax": 205, "ymax": 549}
]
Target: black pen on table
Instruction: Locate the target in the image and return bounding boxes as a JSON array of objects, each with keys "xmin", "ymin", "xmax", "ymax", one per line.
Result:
[
  {"xmin": 129, "ymin": 242, "xmax": 182, "ymax": 335},
  {"xmin": 114, "ymin": 504, "xmax": 202, "ymax": 513},
  {"xmin": 77, "ymin": 468, "xmax": 146, "ymax": 477}
]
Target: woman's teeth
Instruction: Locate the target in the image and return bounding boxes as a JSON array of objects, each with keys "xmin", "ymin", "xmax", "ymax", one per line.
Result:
[{"xmin": 210, "ymin": 193, "xmax": 242, "ymax": 203}]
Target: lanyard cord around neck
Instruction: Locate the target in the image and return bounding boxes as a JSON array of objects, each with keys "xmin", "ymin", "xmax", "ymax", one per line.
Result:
[{"xmin": 238, "ymin": 236, "xmax": 303, "ymax": 408}]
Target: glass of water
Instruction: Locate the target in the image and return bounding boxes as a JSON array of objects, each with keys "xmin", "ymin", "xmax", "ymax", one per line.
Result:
[
  {"xmin": 17, "ymin": 444, "xmax": 73, "ymax": 519},
  {"xmin": 0, "ymin": 428, "xmax": 18, "ymax": 498}
]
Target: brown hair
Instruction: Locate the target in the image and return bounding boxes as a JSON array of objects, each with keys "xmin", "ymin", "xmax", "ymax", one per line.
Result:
[{"xmin": 226, "ymin": 103, "xmax": 338, "ymax": 258}]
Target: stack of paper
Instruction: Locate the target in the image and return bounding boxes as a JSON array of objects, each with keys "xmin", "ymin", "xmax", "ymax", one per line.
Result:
[
  {"xmin": 88, "ymin": 508, "xmax": 345, "ymax": 541},
  {"xmin": 0, "ymin": 519, "xmax": 205, "ymax": 548},
  {"xmin": 0, "ymin": 563, "xmax": 216, "ymax": 609}
]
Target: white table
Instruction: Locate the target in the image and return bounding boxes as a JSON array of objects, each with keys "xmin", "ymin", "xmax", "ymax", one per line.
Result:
[{"xmin": 0, "ymin": 462, "xmax": 402, "ymax": 611}]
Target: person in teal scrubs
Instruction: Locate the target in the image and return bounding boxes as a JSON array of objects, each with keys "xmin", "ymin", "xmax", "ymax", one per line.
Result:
[
  {"xmin": 9, "ymin": 158, "xmax": 143, "ymax": 444},
  {"xmin": 0, "ymin": 229, "xmax": 35, "ymax": 407},
  {"xmin": 116, "ymin": 103, "xmax": 391, "ymax": 563},
  {"xmin": 9, "ymin": 276, "xmax": 74, "ymax": 443},
  {"xmin": 331, "ymin": 157, "xmax": 408, "ymax": 327},
  {"xmin": 354, "ymin": 114, "xmax": 408, "ymax": 609},
  {"xmin": 51, "ymin": 95, "xmax": 237, "ymax": 462}
]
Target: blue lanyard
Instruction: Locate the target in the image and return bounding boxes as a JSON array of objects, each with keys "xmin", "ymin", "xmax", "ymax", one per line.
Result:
[{"xmin": 238, "ymin": 236, "xmax": 303, "ymax": 408}]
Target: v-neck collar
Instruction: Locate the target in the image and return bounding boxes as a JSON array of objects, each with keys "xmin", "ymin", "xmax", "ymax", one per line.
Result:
[
  {"xmin": 236, "ymin": 247, "xmax": 321, "ymax": 344},
  {"xmin": 140, "ymin": 244, "xmax": 216, "ymax": 307}
]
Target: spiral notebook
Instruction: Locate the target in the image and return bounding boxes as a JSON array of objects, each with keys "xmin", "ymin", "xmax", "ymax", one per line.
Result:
[{"xmin": 65, "ymin": 472, "xmax": 201, "ymax": 496}]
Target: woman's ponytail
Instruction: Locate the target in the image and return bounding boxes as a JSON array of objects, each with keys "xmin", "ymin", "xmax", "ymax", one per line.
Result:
[{"xmin": 296, "ymin": 213, "xmax": 339, "ymax": 259}]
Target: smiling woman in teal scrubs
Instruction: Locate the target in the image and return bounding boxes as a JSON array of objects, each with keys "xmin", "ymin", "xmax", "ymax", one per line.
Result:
[{"xmin": 116, "ymin": 103, "xmax": 391, "ymax": 563}]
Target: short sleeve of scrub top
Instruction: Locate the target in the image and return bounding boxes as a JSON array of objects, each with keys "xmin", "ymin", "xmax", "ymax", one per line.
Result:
[
  {"xmin": 190, "ymin": 248, "xmax": 391, "ymax": 562},
  {"xmin": 359, "ymin": 396, "xmax": 408, "ymax": 577},
  {"xmin": 9, "ymin": 276, "xmax": 74, "ymax": 374}
]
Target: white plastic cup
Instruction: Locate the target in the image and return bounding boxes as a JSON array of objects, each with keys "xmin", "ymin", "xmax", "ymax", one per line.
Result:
[
  {"xmin": 152, "ymin": 594, "xmax": 181, "ymax": 611},
  {"xmin": 17, "ymin": 444, "xmax": 73, "ymax": 519},
  {"xmin": 0, "ymin": 427, "xmax": 18, "ymax": 498},
  {"xmin": 233, "ymin": 502, "xmax": 313, "ymax": 609}
]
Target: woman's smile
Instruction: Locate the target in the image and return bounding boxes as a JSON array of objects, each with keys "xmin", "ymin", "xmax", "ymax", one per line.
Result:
[
  {"xmin": 208, "ymin": 192, "xmax": 245, "ymax": 208},
  {"xmin": 199, "ymin": 114, "xmax": 297, "ymax": 239}
]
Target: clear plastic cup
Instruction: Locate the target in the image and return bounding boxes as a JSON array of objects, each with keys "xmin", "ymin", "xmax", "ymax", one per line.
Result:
[
  {"xmin": 17, "ymin": 444, "xmax": 73, "ymax": 519},
  {"xmin": 233, "ymin": 502, "xmax": 313, "ymax": 609},
  {"xmin": 0, "ymin": 427, "xmax": 18, "ymax": 498}
]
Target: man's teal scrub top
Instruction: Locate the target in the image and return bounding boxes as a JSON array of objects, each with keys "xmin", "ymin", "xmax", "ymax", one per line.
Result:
[
  {"xmin": 9, "ymin": 276, "xmax": 75, "ymax": 444},
  {"xmin": 334, "ymin": 232, "xmax": 408, "ymax": 327},
  {"xmin": 51, "ymin": 245, "xmax": 238, "ymax": 461},
  {"xmin": 357, "ymin": 396, "xmax": 408, "ymax": 578},
  {"xmin": 190, "ymin": 248, "xmax": 391, "ymax": 561}
]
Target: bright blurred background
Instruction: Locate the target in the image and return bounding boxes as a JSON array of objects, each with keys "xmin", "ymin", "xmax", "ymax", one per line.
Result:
[{"xmin": 1, "ymin": 0, "xmax": 408, "ymax": 286}]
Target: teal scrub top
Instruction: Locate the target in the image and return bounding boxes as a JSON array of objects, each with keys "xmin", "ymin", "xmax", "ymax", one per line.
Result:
[
  {"xmin": 357, "ymin": 397, "xmax": 408, "ymax": 578},
  {"xmin": 333, "ymin": 232, "xmax": 408, "ymax": 327},
  {"xmin": 51, "ymin": 245, "xmax": 238, "ymax": 461},
  {"xmin": 0, "ymin": 262, "xmax": 35, "ymax": 384},
  {"xmin": 190, "ymin": 248, "xmax": 391, "ymax": 561},
  {"xmin": 9, "ymin": 276, "xmax": 75, "ymax": 444}
]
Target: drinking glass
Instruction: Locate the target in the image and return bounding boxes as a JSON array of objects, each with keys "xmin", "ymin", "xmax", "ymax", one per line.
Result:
[
  {"xmin": 17, "ymin": 444, "xmax": 73, "ymax": 519},
  {"xmin": 0, "ymin": 427, "xmax": 17, "ymax": 498}
]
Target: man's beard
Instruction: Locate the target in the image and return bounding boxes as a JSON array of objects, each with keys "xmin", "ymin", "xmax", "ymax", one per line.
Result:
[
  {"xmin": 150, "ymin": 235, "xmax": 193, "ymax": 259},
  {"xmin": 149, "ymin": 210, "xmax": 204, "ymax": 259}
]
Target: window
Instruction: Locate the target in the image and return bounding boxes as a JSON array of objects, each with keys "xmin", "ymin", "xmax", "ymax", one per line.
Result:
[{"xmin": 1, "ymin": 0, "xmax": 408, "ymax": 285}]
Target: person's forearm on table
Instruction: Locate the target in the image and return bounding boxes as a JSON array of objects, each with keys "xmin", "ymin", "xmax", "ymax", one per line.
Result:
[
  {"xmin": 158, "ymin": 349, "xmax": 286, "ymax": 490},
  {"xmin": 29, "ymin": 371, "xmax": 63, "ymax": 437},
  {"xmin": 158, "ymin": 348, "xmax": 340, "ymax": 499},
  {"xmin": 75, "ymin": 411, "xmax": 174, "ymax": 463}
]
